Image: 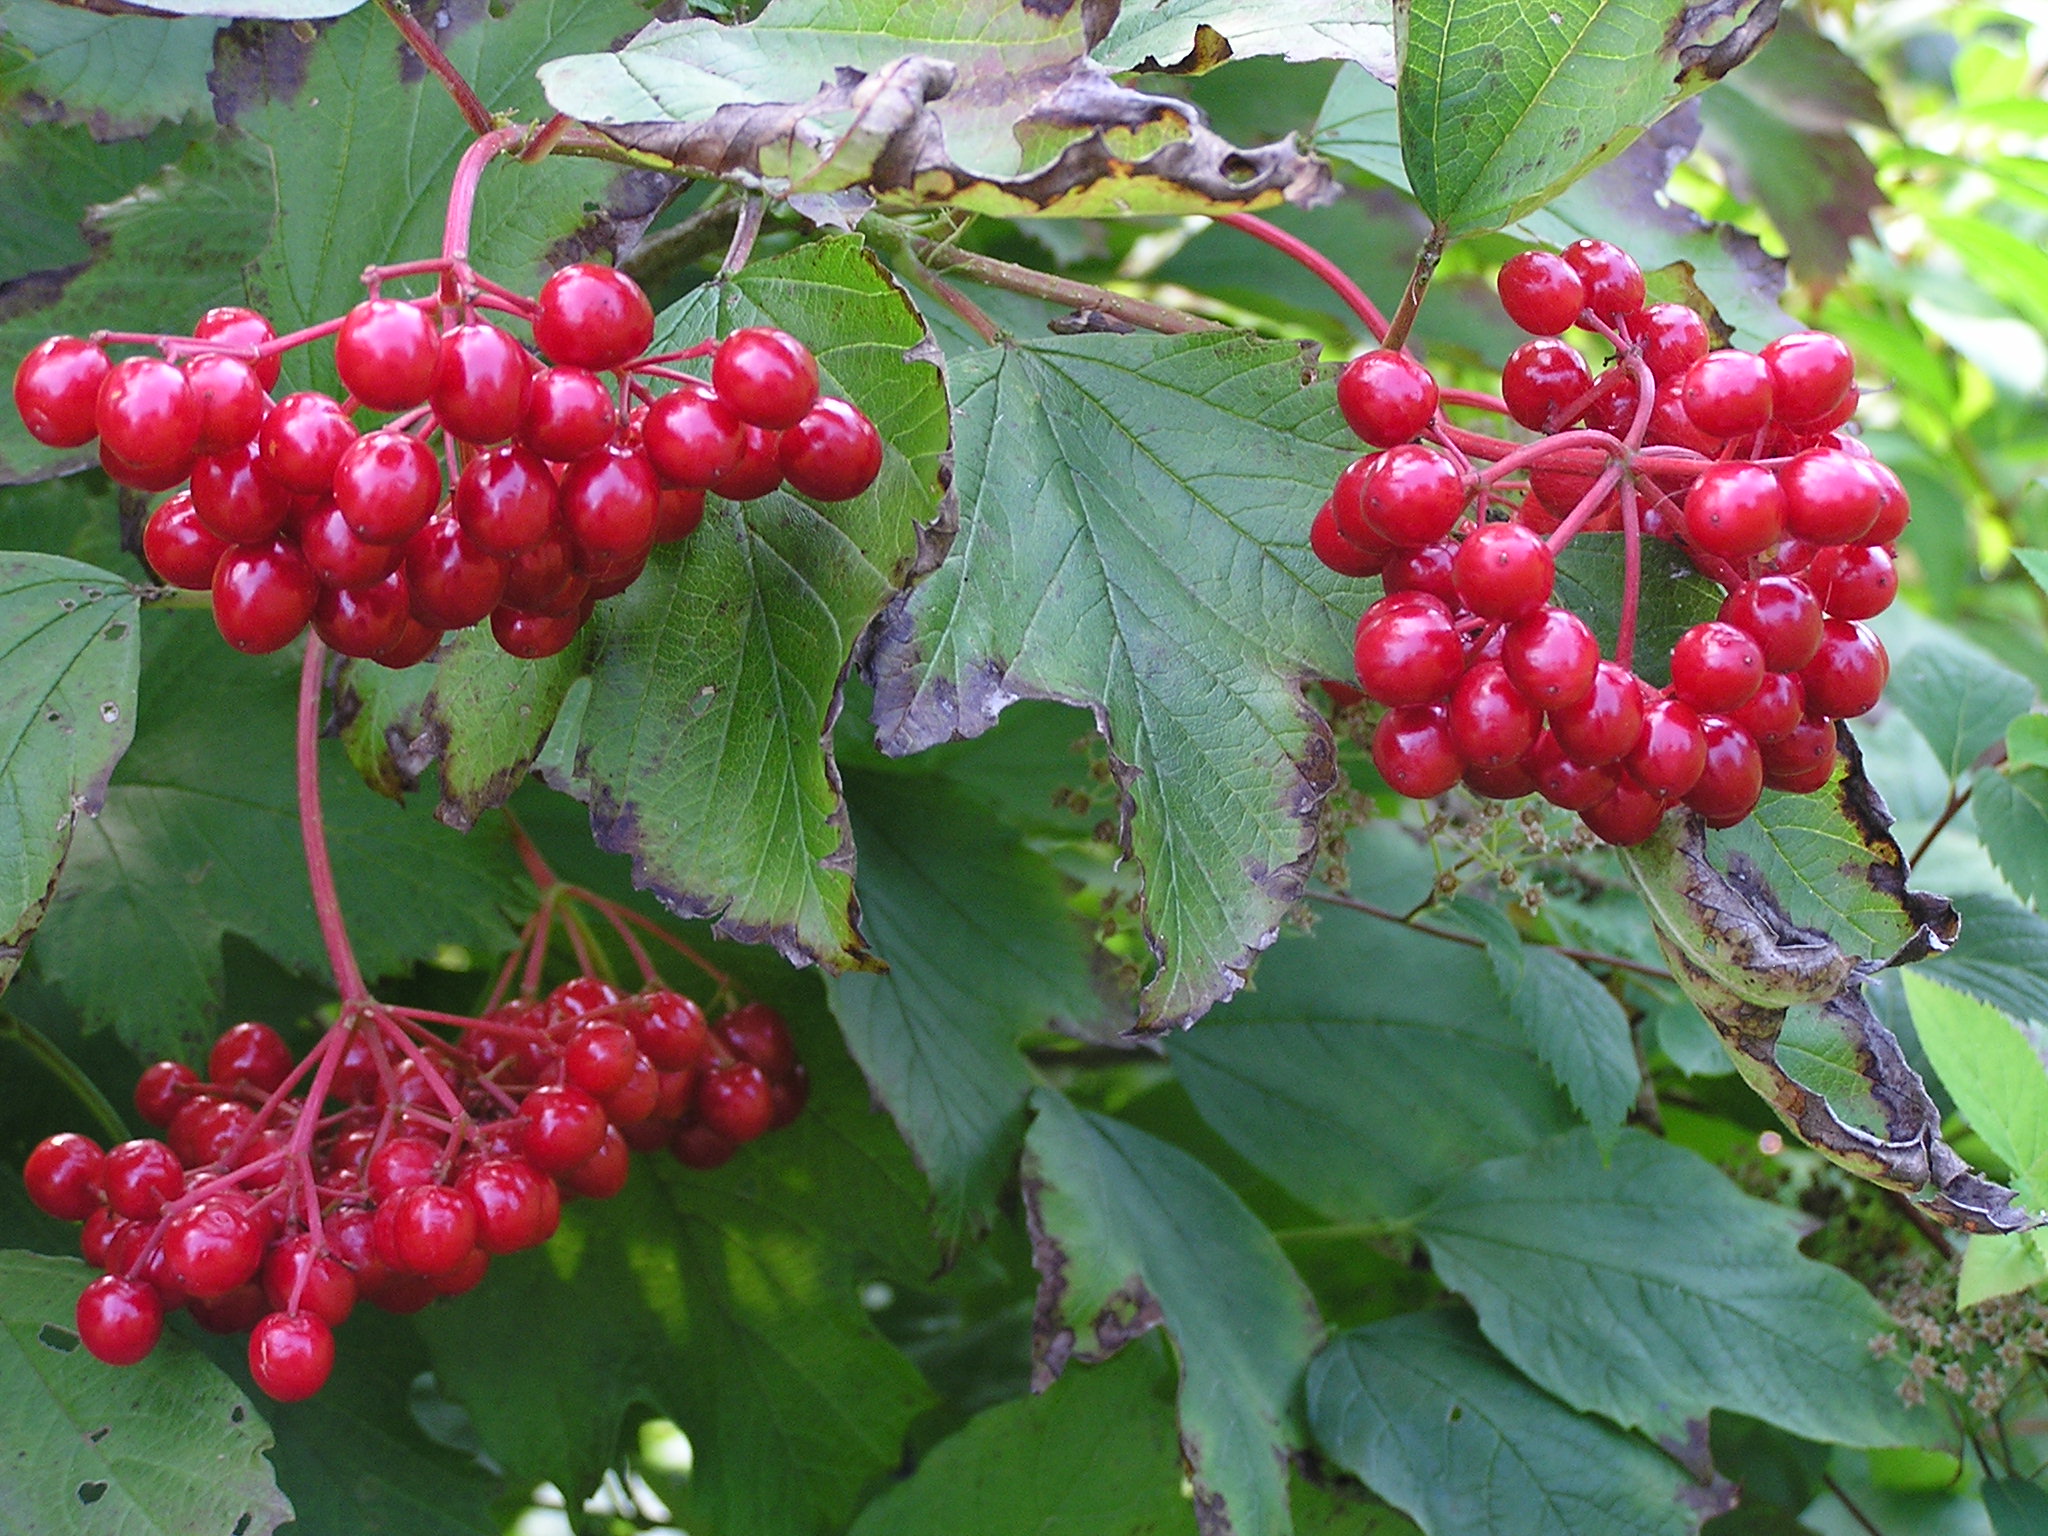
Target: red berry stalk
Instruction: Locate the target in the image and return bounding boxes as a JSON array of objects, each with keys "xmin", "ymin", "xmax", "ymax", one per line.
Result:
[
  {"xmin": 24, "ymin": 638, "xmax": 806, "ymax": 1399},
  {"xmin": 13, "ymin": 127, "xmax": 885, "ymax": 667},
  {"xmin": 1246, "ymin": 216, "xmax": 1903, "ymax": 848}
]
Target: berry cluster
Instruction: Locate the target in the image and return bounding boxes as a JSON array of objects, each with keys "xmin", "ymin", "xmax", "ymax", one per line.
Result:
[
  {"xmin": 24, "ymin": 969, "xmax": 801, "ymax": 1399},
  {"xmin": 13, "ymin": 265, "xmax": 881, "ymax": 663},
  {"xmin": 1311, "ymin": 239, "xmax": 1904, "ymax": 845}
]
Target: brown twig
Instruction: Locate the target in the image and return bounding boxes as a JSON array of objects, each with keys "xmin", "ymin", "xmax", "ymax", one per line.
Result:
[
  {"xmin": 1908, "ymin": 781, "xmax": 1977, "ymax": 868},
  {"xmin": 1822, "ymin": 1474, "xmax": 1889, "ymax": 1536},
  {"xmin": 906, "ymin": 235, "xmax": 1225, "ymax": 335},
  {"xmin": 1307, "ymin": 888, "xmax": 1675, "ymax": 981},
  {"xmin": 1381, "ymin": 230, "xmax": 1444, "ymax": 352},
  {"xmin": 719, "ymin": 196, "xmax": 767, "ymax": 278},
  {"xmin": 377, "ymin": 0, "xmax": 495, "ymax": 136}
]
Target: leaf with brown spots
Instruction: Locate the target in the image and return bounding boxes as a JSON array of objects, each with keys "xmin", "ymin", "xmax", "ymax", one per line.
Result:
[{"xmin": 538, "ymin": 0, "xmax": 1332, "ymax": 219}]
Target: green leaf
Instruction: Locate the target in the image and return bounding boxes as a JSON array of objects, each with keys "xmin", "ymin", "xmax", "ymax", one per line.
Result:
[
  {"xmin": 2009, "ymin": 715, "xmax": 2048, "ymax": 771},
  {"xmin": 1973, "ymin": 767, "xmax": 2048, "ymax": 910},
  {"xmin": 1552, "ymin": 535, "xmax": 1723, "ymax": 691},
  {"xmin": 828, "ymin": 768, "xmax": 1114, "ymax": 1245},
  {"xmin": 0, "ymin": 1250, "xmax": 293, "ymax": 1536},
  {"xmin": 0, "ymin": 120, "xmax": 204, "ymax": 289},
  {"xmin": 1887, "ymin": 639, "xmax": 2035, "ymax": 781},
  {"xmin": 1093, "ymin": 1, "xmax": 1393, "ymax": 77},
  {"xmin": 848, "ymin": 1343, "xmax": 1197, "ymax": 1536},
  {"xmin": 1316, "ymin": 66, "xmax": 1791, "ymax": 345},
  {"xmin": 539, "ymin": 0, "xmax": 1331, "ymax": 219},
  {"xmin": 0, "ymin": 555, "xmax": 137, "ymax": 1000},
  {"xmin": 30, "ymin": 614, "xmax": 526, "ymax": 1059},
  {"xmin": 215, "ymin": 0, "xmax": 653, "ymax": 372},
  {"xmin": 1289, "ymin": 1476, "xmax": 1424, "ymax": 1536},
  {"xmin": 1920, "ymin": 894, "xmax": 2048, "ymax": 1027},
  {"xmin": 2016, "ymin": 550, "xmax": 2048, "ymax": 602},
  {"xmin": 871, "ymin": 331, "xmax": 1360, "ymax": 1026},
  {"xmin": 1957, "ymin": 1232, "xmax": 2048, "ymax": 1310},
  {"xmin": 551, "ymin": 237, "xmax": 944, "ymax": 969},
  {"xmin": 1396, "ymin": 0, "xmax": 1778, "ymax": 236},
  {"xmin": 1308, "ymin": 1310, "xmax": 1703, "ymax": 1536},
  {"xmin": 334, "ymin": 652, "xmax": 438, "ymax": 804},
  {"xmin": 1985, "ymin": 1476, "xmax": 2048, "ymax": 1536},
  {"xmin": 195, "ymin": 1309, "xmax": 500, "ymax": 1536},
  {"xmin": 0, "ymin": 0, "xmax": 223, "ymax": 134},
  {"xmin": 1904, "ymin": 973, "xmax": 2048, "ymax": 1204},
  {"xmin": 418, "ymin": 1005, "xmax": 938, "ymax": 1529},
  {"xmin": 1416, "ymin": 1129, "xmax": 1921, "ymax": 1448},
  {"xmin": 0, "ymin": 135, "xmax": 274, "ymax": 483},
  {"xmin": 1022, "ymin": 1089, "xmax": 1323, "ymax": 1536},
  {"xmin": 1169, "ymin": 901, "xmax": 1576, "ymax": 1223}
]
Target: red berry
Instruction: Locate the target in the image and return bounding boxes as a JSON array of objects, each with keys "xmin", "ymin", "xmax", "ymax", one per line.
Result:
[
  {"xmin": 697, "ymin": 1061, "xmax": 777, "ymax": 1143},
  {"xmin": 249, "ymin": 1311, "xmax": 335, "ymax": 1401},
  {"xmin": 1452, "ymin": 521, "xmax": 1553, "ymax": 620},
  {"xmin": 1550, "ymin": 660, "xmax": 1645, "ymax": 767},
  {"xmin": 671, "ymin": 1121, "xmax": 737, "ymax": 1170},
  {"xmin": 77, "ymin": 1275, "xmax": 163, "ymax": 1365},
  {"xmin": 14, "ymin": 336, "xmax": 109, "ymax": 446},
  {"xmin": 386, "ymin": 1184, "xmax": 478, "ymax": 1277},
  {"xmin": 404, "ymin": 516, "xmax": 506, "ymax": 631},
  {"xmin": 1463, "ymin": 759, "xmax": 1538, "ymax": 801},
  {"xmin": 260, "ymin": 392, "xmax": 358, "ymax": 494},
  {"xmin": 1581, "ymin": 366, "xmax": 1643, "ymax": 438},
  {"xmin": 1353, "ymin": 595, "xmax": 1463, "ymax": 706},
  {"xmin": 314, "ymin": 569, "xmax": 413, "ymax": 659},
  {"xmin": 533, "ymin": 263, "xmax": 654, "ymax": 370},
  {"xmin": 457, "ymin": 1157, "xmax": 559, "ymax": 1254},
  {"xmin": 161, "ymin": 1200, "xmax": 264, "ymax": 1299},
  {"xmin": 1371, "ymin": 704, "xmax": 1463, "ymax": 798},
  {"xmin": 716, "ymin": 1002, "xmax": 797, "ymax": 1078},
  {"xmin": 367, "ymin": 1136, "xmax": 441, "ymax": 1204},
  {"xmin": 1626, "ymin": 698, "xmax": 1707, "ymax": 798},
  {"xmin": 636, "ymin": 992, "xmax": 711, "ymax": 1071},
  {"xmin": 564, "ymin": 1020, "xmax": 639, "ymax": 1096},
  {"xmin": 519, "ymin": 1084, "xmax": 609, "ymax": 1173},
  {"xmin": 1528, "ymin": 732, "xmax": 1619, "ymax": 811},
  {"xmin": 779, "ymin": 397, "xmax": 883, "ymax": 501},
  {"xmin": 1763, "ymin": 718, "xmax": 1838, "ymax": 792},
  {"xmin": 377, "ymin": 618, "xmax": 443, "ymax": 670},
  {"xmin": 167, "ymin": 1097, "xmax": 254, "ymax": 1168},
  {"xmin": 561, "ymin": 443, "xmax": 660, "ymax": 567},
  {"xmin": 552, "ymin": 975, "xmax": 622, "ymax": 1023},
  {"xmin": 183, "ymin": 354, "xmax": 269, "ymax": 455},
  {"xmin": 1681, "ymin": 351, "xmax": 1773, "ymax": 439},
  {"xmin": 142, "ymin": 492, "xmax": 230, "ymax": 590},
  {"xmin": 1496, "ymin": 252, "xmax": 1583, "ymax": 336},
  {"xmin": 603, "ymin": 1058, "xmax": 661, "ymax": 1127},
  {"xmin": 1361, "ymin": 444, "xmax": 1467, "ymax": 547},
  {"xmin": 455, "ymin": 445, "xmax": 557, "ymax": 556},
  {"xmin": 1810, "ymin": 544, "xmax": 1896, "ymax": 620},
  {"xmin": 521, "ymin": 367, "xmax": 617, "ymax": 462},
  {"xmin": 1448, "ymin": 660, "xmax": 1540, "ymax": 768},
  {"xmin": 209, "ymin": 1021, "xmax": 293, "ymax": 1092},
  {"xmin": 1561, "ymin": 239, "xmax": 1645, "ymax": 322},
  {"xmin": 1799, "ymin": 619, "xmax": 1888, "ymax": 719},
  {"xmin": 189, "ymin": 443, "xmax": 289, "ymax": 544},
  {"xmin": 262, "ymin": 1235, "xmax": 357, "ymax": 1327},
  {"xmin": 1683, "ymin": 463, "xmax": 1783, "ymax": 558},
  {"xmin": 1761, "ymin": 331, "xmax": 1854, "ymax": 427},
  {"xmin": 709, "ymin": 423, "xmax": 784, "ymax": 501},
  {"xmin": 1382, "ymin": 543, "xmax": 1456, "ymax": 606},
  {"xmin": 490, "ymin": 605, "xmax": 584, "ymax": 660},
  {"xmin": 97, "ymin": 356, "xmax": 200, "ymax": 469},
  {"xmin": 502, "ymin": 533, "xmax": 586, "ymax": 614},
  {"xmin": 432, "ymin": 323, "xmax": 531, "ymax": 445},
  {"xmin": 643, "ymin": 380, "xmax": 745, "ymax": 489},
  {"xmin": 1860, "ymin": 462, "xmax": 1910, "ymax": 545},
  {"xmin": 1503, "ymin": 606, "xmax": 1598, "ymax": 708},
  {"xmin": 24, "ymin": 1133, "xmax": 103, "ymax": 1222},
  {"xmin": 1580, "ymin": 776, "xmax": 1667, "ymax": 846},
  {"xmin": 1670, "ymin": 621, "xmax": 1764, "ymax": 713},
  {"xmin": 1501, "ymin": 338, "xmax": 1593, "ymax": 432},
  {"xmin": 1779, "ymin": 449, "xmax": 1879, "ymax": 545},
  {"xmin": 1336, "ymin": 349, "xmax": 1438, "ymax": 448},
  {"xmin": 334, "ymin": 430, "xmax": 441, "ymax": 545},
  {"xmin": 100, "ymin": 1139, "xmax": 183, "ymax": 1220},
  {"xmin": 1624, "ymin": 304, "xmax": 1710, "ymax": 380},
  {"xmin": 133, "ymin": 1061, "xmax": 198, "ymax": 1128},
  {"xmin": 713, "ymin": 327, "xmax": 818, "ymax": 430},
  {"xmin": 1686, "ymin": 715, "xmax": 1764, "ymax": 825},
  {"xmin": 300, "ymin": 502, "xmax": 402, "ymax": 589},
  {"xmin": 213, "ymin": 540, "xmax": 318, "ymax": 654},
  {"xmin": 1328, "ymin": 455, "xmax": 1383, "ymax": 549},
  {"xmin": 336, "ymin": 297, "xmax": 441, "ymax": 410},
  {"xmin": 653, "ymin": 487, "xmax": 706, "ymax": 544},
  {"xmin": 1720, "ymin": 574, "xmax": 1823, "ymax": 672},
  {"xmin": 1733, "ymin": 671, "xmax": 1805, "ymax": 744},
  {"xmin": 1646, "ymin": 376, "xmax": 1721, "ymax": 453},
  {"xmin": 194, "ymin": 307, "xmax": 280, "ymax": 390},
  {"xmin": 563, "ymin": 1126, "xmax": 632, "ymax": 1199}
]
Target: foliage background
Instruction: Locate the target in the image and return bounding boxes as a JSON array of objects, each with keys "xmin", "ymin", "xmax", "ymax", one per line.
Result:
[{"xmin": 2, "ymin": 1, "xmax": 2048, "ymax": 1534}]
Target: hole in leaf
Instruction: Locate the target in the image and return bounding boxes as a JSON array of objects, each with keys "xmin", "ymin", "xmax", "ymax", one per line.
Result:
[
  {"xmin": 77, "ymin": 1482, "xmax": 107, "ymax": 1505},
  {"xmin": 1219, "ymin": 154, "xmax": 1258, "ymax": 185},
  {"xmin": 38, "ymin": 1324, "xmax": 78, "ymax": 1352},
  {"xmin": 232, "ymin": 1514, "xmax": 252, "ymax": 1536},
  {"xmin": 1448, "ymin": 1405, "xmax": 1464, "ymax": 1423},
  {"xmin": 230, "ymin": 1405, "xmax": 246, "ymax": 1424},
  {"xmin": 87, "ymin": 1428, "xmax": 108, "ymax": 1444}
]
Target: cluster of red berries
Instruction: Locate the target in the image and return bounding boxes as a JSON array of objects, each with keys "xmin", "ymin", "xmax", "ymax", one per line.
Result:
[
  {"xmin": 12, "ymin": 264, "xmax": 882, "ymax": 663},
  {"xmin": 1310, "ymin": 238, "xmax": 1904, "ymax": 845},
  {"xmin": 22, "ymin": 982, "xmax": 803, "ymax": 1400}
]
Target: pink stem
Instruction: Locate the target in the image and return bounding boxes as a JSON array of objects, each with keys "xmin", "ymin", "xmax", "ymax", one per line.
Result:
[
  {"xmin": 442, "ymin": 125, "xmax": 525, "ymax": 268},
  {"xmin": 299, "ymin": 640, "xmax": 370, "ymax": 1002},
  {"xmin": 1617, "ymin": 476, "xmax": 1642, "ymax": 668},
  {"xmin": 1479, "ymin": 429, "xmax": 1626, "ymax": 486},
  {"xmin": 1220, "ymin": 214, "xmax": 1391, "ymax": 339}
]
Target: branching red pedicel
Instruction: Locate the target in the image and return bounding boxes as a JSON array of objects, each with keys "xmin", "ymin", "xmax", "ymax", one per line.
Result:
[
  {"xmin": 1261, "ymin": 225, "xmax": 1901, "ymax": 847},
  {"xmin": 26, "ymin": 638, "xmax": 808, "ymax": 1398},
  {"xmin": 12, "ymin": 125, "xmax": 884, "ymax": 667}
]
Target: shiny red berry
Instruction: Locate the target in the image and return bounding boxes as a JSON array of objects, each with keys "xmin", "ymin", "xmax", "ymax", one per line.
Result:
[
  {"xmin": 142, "ymin": 492, "xmax": 229, "ymax": 590},
  {"xmin": 643, "ymin": 380, "xmax": 745, "ymax": 489},
  {"xmin": 709, "ymin": 423, "xmax": 784, "ymax": 501},
  {"xmin": 1624, "ymin": 304, "xmax": 1710, "ymax": 381},
  {"xmin": 133, "ymin": 1061, "xmax": 199, "ymax": 1128},
  {"xmin": 333, "ymin": 430, "xmax": 441, "ymax": 545},
  {"xmin": 1680, "ymin": 350, "xmax": 1773, "ymax": 439},
  {"xmin": 194, "ymin": 307, "xmax": 280, "ymax": 390},
  {"xmin": 14, "ymin": 336, "xmax": 109, "ymax": 446},
  {"xmin": 1761, "ymin": 331, "xmax": 1854, "ymax": 427},
  {"xmin": 314, "ymin": 569, "xmax": 413, "ymax": 659},
  {"xmin": 1550, "ymin": 661, "xmax": 1645, "ymax": 767},
  {"xmin": 1501, "ymin": 338, "xmax": 1593, "ymax": 432},
  {"xmin": 300, "ymin": 501, "xmax": 401, "ymax": 589},
  {"xmin": 1779, "ymin": 449, "xmax": 1880, "ymax": 545},
  {"xmin": 1452, "ymin": 521, "xmax": 1553, "ymax": 620},
  {"xmin": 519, "ymin": 1084, "xmax": 608, "ymax": 1173},
  {"xmin": 1670, "ymin": 621, "xmax": 1764, "ymax": 713},
  {"xmin": 100, "ymin": 1139, "xmax": 183, "ymax": 1220},
  {"xmin": 1626, "ymin": 698, "xmax": 1707, "ymax": 799},
  {"xmin": 698, "ymin": 1061, "xmax": 777, "ymax": 1142},
  {"xmin": 1683, "ymin": 463, "xmax": 1783, "ymax": 558},
  {"xmin": 1448, "ymin": 660, "xmax": 1540, "ymax": 768},
  {"xmin": 1810, "ymin": 544, "xmax": 1896, "ymax": 620},
  {"xmin": 24, "ymin": 1133, "xmax": 103, "ymax": 1222},
  {"xmin": 1353, "ymin": 595, "xmax": 1463, "ymax": 707},
  {"xmin": 162, "ymin": 1200, "xmax": 264, "ymax": 1299},
  {"xmin": 77, "ymin": 1275, "xmax": 163, "ymax": 1365},
  {"xmin": 713, "ymin": 328, "xmax": 818, "ymax": 430},
  {"xmin": 1561, "ymin": 239, "xmax": 1645, "ymax": 322},
  {"xmin": 1371, "ymin": 704, "xmax": 1463, "ymax": 798},
  {"xmin": 98, "ymin": 356, "xmax": 200, "ymax": 469},
  {"xmin": 336, "ymin": 297, "xmax": 441, "ymax": 411},
  {"xmin": 636, "ymin": 992, "xmax": 711, "ymax": 1071},
  {"xmin": 521, "ymin": 367, "xmax": 617, "ymax": 462},
  {"xmin": 259, "ymin": 392, "xmax": 358, "ymax": 494},
  {"xmin": 1719, "ymin": 575, "xmax": 1823, "ymax": 672},
  {"xmin": 1685, "ymin": 715, "xmax": 1764, "ymax": 826},
  {"xmin": 1496, "ymin": 252, "xmax": 1583, "ymax": 336},
  {"xmin": 1336, "ymin": 349, "xmax": 1438, "ymax": 447},
  {"xmin": 779, "ymin": 397, "xmax": 882, "ymax": 501},
  {"xmin": 1799, "ymin": 619, "xmax": 1888, "ymax": 720},
  {"xmin": 404, "ymin": 516, "xmax": 506, "ymax": 631},
  {"xmin": 458, "ymin": 1158, "xmax": 559, "ymax": 1255},
  {"xmin": 213, "ymin": 540, "xmax": 318, "ymax": 654},
  {"xmin": 249, "ymin": 1311, "xmax": 335, "ymax": 1401},
  {"xmin": 190, "ymin": 443, "xmax": 290, "ymax": 544},
  {"xmin": 1503, "ymin": 606, "xmax": 1598, "ymax": 708},
  {"xmin": 432, "ymin": 323, "xmax": 531, "ymax": 445},
  {"xmin": 184, "ymin": 354, "xmax": 269, "ymax": 455},
  {"xmin": 534, "ymin": 263, "xmax": 655, "ymax": 370},
  {"xmin": 209, "ymin": 1020, "xmax": 292, "ymax": 1092},
  {"xmin": 561, "ymin": 443, "xmax": 659, "ymax": 566},
  {"xmin": 455, "ymin": 445, "xmax": 557, "ymax": 556},
  {"xmin": 1580, "ymin": 775, "xmax": 1667, "ymax": 846}
]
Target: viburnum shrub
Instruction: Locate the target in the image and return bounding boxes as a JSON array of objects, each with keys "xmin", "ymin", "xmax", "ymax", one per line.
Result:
[
  {"xmin": 11, "ymin": 127, "xmax": 880, "ymax": 665},
  {"xmin": 1302, "ymin": 236, "xmax": 1899, "ymax": 845}
]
